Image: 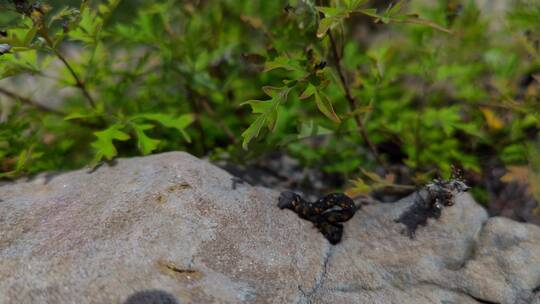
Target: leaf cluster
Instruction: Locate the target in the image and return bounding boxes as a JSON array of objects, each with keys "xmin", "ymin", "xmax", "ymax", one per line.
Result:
[{"xmin": 0, "ymin": 0, "xmax": 538, "ymax": 213}]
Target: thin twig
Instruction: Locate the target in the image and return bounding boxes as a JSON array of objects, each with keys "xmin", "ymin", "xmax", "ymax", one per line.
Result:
[
  {"xmin": 0, "ymin": 86, "xmax": 101, "ymax": 128},
  {"xmin": 0, "ymin": 86, "xmax": 65, "ymax": 116},
  {"xmin": 327, "ymin": 30, "xmax": 389, "ymax": 171},
  {"xmin": 54, "ymin": 50, "xmax": 97, "ymax": 109},
  {"xmin": 38, "ymin": 28, "xmax": 97, "ymax": 109}
]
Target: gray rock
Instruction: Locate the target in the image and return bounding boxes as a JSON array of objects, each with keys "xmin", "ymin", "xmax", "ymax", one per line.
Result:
[{"xmin": 0, "ymin": 152, "xmax": 539, "ymax": 304}]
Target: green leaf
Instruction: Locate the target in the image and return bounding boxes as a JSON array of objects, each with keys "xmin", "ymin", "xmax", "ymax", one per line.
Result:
[
  {"xmin": 0, "ymin": 148, "xmax": 35, "ymax": 178},
  {"xmin": 64, "ymin": 112, "xmax": 102, "ymax": 121},
  {"xmin": 264, "ymin": 56, "xmax": 304, "ymax": 73},
  {"xmin": 316, "ymin": 6, "xmax": 343, "ymax": 16},
  {"xmin": 133, "ymin": 113, "xmax": 195, "ymax": 143},
  {"xmin": 132, "ymin": 123, "xmax": 160, "ymax": 155},
  {"xmin": 241, "ymin": 86, "xmax": 291, "ymax": 149},
  {"xmin": 23, "ymin": 27, "xmax": 37, "ymax": 46},
  {"xmin": 298, "ymin": 121, "xmax": 333, "ymax": 139},
  {"xmin": 314, "ymin": 90, "xmax": 341, "ymax": 123},
  {"xmin": 300, "ymin": 83, "xmax": 317, "ymax": 100},
  {"xmin": 357, "ymin": 8, "xmax": 380, "ymax": 19},
  {"xmin": 91, "ymin": 124, "xmax": 130, "ymax": 163},
  {"xmin": 243, "ymin": 100, "xmax": 274, "ymax": 114},
  {"xmin": 387, "ymin": 1, "xmax": 404, "ymax": 16},
  {"xmin": 316, "ymin": 7, "xmax": 349, "ymax": 38},
  {"xmin": 69, "ymin": 6, "xmax": 101, "ymax": 44}
]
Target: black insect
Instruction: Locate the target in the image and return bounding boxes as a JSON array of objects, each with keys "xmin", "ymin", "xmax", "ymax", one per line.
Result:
[
  {"xmin": 278, "ymin": 191, "xmax": 357, "ymax": 245},
  {"xmin": 314, "ymin": 61, "xmax": 327, "ymax": 70},
  {"xmin": 283, "ymin": 4, "xmax": 294, "ymax": 14},
  {"xmin": 395, "ymin": 168, "xmax": 470, "ymax": 238},
  {"xmin": 0, "ymin": 30, "xmax": 7, "ymax": 37}
]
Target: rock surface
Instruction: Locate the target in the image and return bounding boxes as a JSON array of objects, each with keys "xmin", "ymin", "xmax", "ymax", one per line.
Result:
[{"xmin": 0, "ymin": 152, "xmax": 539, "ymax": 304}]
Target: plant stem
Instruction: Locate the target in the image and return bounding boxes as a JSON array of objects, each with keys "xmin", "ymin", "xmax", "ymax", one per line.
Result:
[
  {"xmin": 54, "ymin": 50, "xmax": 97, "ymax": 109},
  {"xmin": 0, "ymin": 87, "xmax": 101, "ymax": 128},
  {"xmin": 38, "ymin": 28, "xmax": 97, "ymax": 110},
  {"xmin": 0, "ymin": 87, "xmax": 65, "ymax": 116},
  {"xmin": 327, "ymin": 30, "xmax": 389, "ymax": 171}
]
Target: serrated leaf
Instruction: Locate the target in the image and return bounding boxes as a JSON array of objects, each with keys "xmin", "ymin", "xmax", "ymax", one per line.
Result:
[
  {"xmin": 314, "ymin": 90, "xmax": 341, "ymax": 123},
  {"xmin": 91, "ymin": 124, "xmax": 130, "ymax": 163},
  {"xmin": 241, "ymin": 115, "xmax": 267, "ymax": 150},
  {"xmin": 133, "ymin": 113, "xmax": 195, "ymax": 143},
  {"xmin": 317, "ymin": 17, "xmax": 336, "ymax": 38},
  {"xmin": 132, "ymin": 123, "xmax": 160, "ymax": 155},
  {"xmin": 300, "ymin": 83, "xmax": 317, "ymax": 99},
  {"xmin": 264, "ymin": 56, "xmax": 303, "ymax": 72},
  {"xmin": 316, "ymin": 7, "xmax": 349, "ymax": 38},
  {"xmin": 241, "ymin": 86, "xmax": 291, "ymax": 149},
  {"xmin": 242, "ymin": 100, "xmax": 274, "ymax": 114},
  {"xmin": 317, "ymin": 15, "xmax": 347, "ymax": 38}
]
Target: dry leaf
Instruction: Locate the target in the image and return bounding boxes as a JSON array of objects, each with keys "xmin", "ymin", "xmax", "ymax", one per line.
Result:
[
  {"xmin": 480, "ymin": 107, "xmax": 504, "ymax": 130},
  {"xmin": 501, "ymin": 166, "xmax": 529, "ymax": 184}
]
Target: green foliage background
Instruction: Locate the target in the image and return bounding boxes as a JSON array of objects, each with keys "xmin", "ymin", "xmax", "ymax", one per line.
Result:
[{"xmin": 0, "ymin": 0, "xmax": 539, "ymax": 202}]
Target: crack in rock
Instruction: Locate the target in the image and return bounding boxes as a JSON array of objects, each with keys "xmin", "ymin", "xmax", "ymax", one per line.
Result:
[
  {"xmin": 416, "ymin": 281, "xmax": 503, "ymax": 304},
  {"xmin": 449, "ymin": 218, "xmax": 489, "ymax": 271},
  {"xmin": 297, "ymin": 244, "xmax": 333, "ymax": 304},
  {"xmin": 464, "ymin": 292, "xmax": 501, "ymax": 304}
]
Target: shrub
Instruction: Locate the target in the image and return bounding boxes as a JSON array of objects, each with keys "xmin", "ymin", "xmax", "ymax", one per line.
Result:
[{"xmin": 0, "ymin": 0, "xmax": 539, "ymax": 210}]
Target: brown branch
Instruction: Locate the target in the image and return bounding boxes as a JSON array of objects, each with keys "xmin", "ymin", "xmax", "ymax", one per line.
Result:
[
  {"xmin": 54, "ymin": 50, "xmax": 97, "ymax": 109},
  {"xmin": 0, "ymin": 87, "xmax": 102, "ymax": 128},
  {"xmin": 327, "ymin": 30, "xmax": 389, "ymax": 171},
  {"xmin": 38, "ymin": 28, "xmax": 97, "ymax": 109},
  {"xmin": 0, "ymin": 86, "xmax": 65, "ymax": 116}
]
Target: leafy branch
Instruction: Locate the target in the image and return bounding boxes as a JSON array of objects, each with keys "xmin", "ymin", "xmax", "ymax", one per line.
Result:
[
  {"xmin": 316, "ymin": 1, "xmax": 451, "ymax": 38},
  {"xmin": 0, "ymin": 86, "xmax": 64, "ymax": 116},
  {"xmin": 32, "ymin": 4, "xmax": 97, "ymax": 109},
  {"xmin": 326, "ymin": 30, "xmax": 389, "ymax": 171}
]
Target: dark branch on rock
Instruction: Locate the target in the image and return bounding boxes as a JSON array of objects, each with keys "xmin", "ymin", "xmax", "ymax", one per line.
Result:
[{"xmin": 395, "ymin": 168, "xmax": 471, "ymax": 238}]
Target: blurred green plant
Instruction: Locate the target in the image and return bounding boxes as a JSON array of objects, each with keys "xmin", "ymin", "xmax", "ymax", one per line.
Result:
[{"xmin": 0, "ymin": 0, "xmax": 539, "ymax": 204}]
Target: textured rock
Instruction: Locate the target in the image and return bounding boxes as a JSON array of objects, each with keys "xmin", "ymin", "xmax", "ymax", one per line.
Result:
[{"xmin": 0, "ymin": 152, "xmax": 539, "ymax": 304}]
